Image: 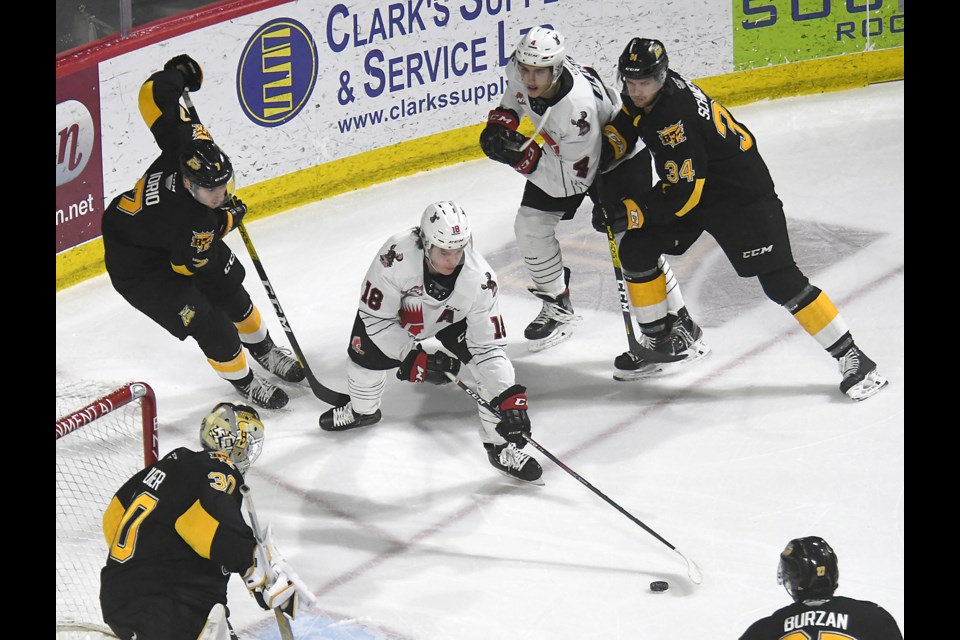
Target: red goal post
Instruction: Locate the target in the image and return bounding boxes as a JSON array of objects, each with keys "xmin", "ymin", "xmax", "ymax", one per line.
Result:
[
  {"xmin": 55, "ymin": 381, "xmax": 158, "ymax": 464},
  {"xmin": 56, "ymin": 381, "xmax": 159, "ymax": 637}
]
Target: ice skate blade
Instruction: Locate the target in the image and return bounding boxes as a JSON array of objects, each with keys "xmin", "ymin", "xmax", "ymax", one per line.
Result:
[
  {"xmin": 844, "ymin": 371, "xmax": 889, "ymax": 401},
  {"xmin": 613, "ymin": 342, "xmax": 712, "ymax": 381},
  {"xmin": 527, "ymin": 328, "xmax": 574, "ymax": 353},
  {"xmin": 495, "ymin": 469, "xmax": 545, "ymax": 486}
]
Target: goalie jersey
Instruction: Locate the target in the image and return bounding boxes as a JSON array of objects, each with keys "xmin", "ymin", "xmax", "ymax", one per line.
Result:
[
  {"xmin": 498, "ymin": 55, "xmax": 623, "ymax": 198},
  {"xmin": 355, "ymin": 228, "xmax": 515, "ymax": 395},
  {"xmin": 99, "ymin": 447, "xmax": 256, "ymax": 616}
]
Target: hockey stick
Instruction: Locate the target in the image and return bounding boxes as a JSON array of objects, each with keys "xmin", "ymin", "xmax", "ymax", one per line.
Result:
[
  {"xmin": 605, "ymin": 225, "xmax": 684, "ymax": 364},
  {"xmin": 239, "ymin": 484, "xmax": 295, "ymax": 640},
  {"xmin": 520, "ymin": 106, "xmax": 552, "ymax": 151},
  {"xmin": 607, "ymin": 223, "xmax": 645, "ymax": 354},
  {"xmin": 236, "ymin": 224, "xmax": 350, "ymax": 406},
  {"xmin": 593, "ymin": 166, "xmax": 683, "ymax": 365},
  {"xmin": 447, "ymin": 373, "xmax": 703, "ymax": 584},
  {"xmin": 183, "ymin": 92, "xmax": 350, "ymax": 407}
]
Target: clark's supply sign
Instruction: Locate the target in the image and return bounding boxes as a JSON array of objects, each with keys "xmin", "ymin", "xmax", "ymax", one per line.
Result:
[{"xmin": 56, "ymin": 0, "xmax": 903, "ymax": 260}]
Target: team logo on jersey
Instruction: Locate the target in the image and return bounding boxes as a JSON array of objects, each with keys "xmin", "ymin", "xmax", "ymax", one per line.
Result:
[
  {"xmin": 191, "ymin": 230, "xmax": 215, "ymax": 252},
  {"xmin": 481, "ymin": 272, "xmax": 498, "ymax": 296},
  {"xmin": 191, "ymin": 257, "xmax": 209, "ymax": 269},
  {"xmin": 571, "ymin": 111, "xmax": 590, "ymax": 136},
  {"xmin": 399, "ymin": 302, "xmax": 424, "ymax": 336},
  {"xmin": 379, "ymin": 244, "xmax": 404, "ymax": 267},
  {"xmin": 514, "ymin": 91, "xmax": 527, "ymax": 106},
  {"xmin": 657, "ymin": 121, "xmax": 687, "ymax": 148},
  {"xmin": 178, "ymin": 304, "xmax": 196, "ymax": 327},
  {"xmin": 209, "ymin": 450, "xmax": 236, "ymax": 469},
  {"xmin": 351, "ymin": 336, "xmax": 365, "ymax": 356},
  {"xmin": 401, "ymin": 285, "xmax": 423, "ymax": 297}
]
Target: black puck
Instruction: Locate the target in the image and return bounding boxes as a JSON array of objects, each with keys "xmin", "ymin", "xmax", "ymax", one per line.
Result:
[{"xmin": 650, "ymin": 580, "xmax": 669, "ymax": 592}]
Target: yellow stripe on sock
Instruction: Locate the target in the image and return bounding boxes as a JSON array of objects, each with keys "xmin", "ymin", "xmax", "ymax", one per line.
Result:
[
  {"xmin": 793, "ymin": 292, "xmax": 839, "ymax": 336},
  {"xmin": 234, "ymin": 307, "xmax": 263, "ymax": 339},
  {"xmin": 626, "ymin": 273, "xmax": 667, "ymax": 308},
  {"xmin": 208, "ymin": 352, "xmax": 248, "ymax": 381}
]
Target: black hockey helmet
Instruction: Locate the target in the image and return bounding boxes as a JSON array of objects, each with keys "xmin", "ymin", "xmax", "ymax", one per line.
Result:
[
  {"xmin": 618, "ymin": 38, "xmax": 669, "ymax": 86},
  {"xmin": 777, "ymin": 536, "xmax": 839, "ymax": 602},
  {"xmin": 179, "ymin": 138, "xmax": 233, "ymax": 189}
]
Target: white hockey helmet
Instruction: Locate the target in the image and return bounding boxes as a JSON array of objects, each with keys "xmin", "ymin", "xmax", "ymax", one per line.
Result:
[
  {"xmin": 514, "ymin": 26, "xmax": 566, "ymax": 78},
  {"xmin": 199, "ymin": 402, "xmax": 265, "ymax": 474},
  {"xmin": 419, "ymin": 201, "xmax": 471, "ymax": 251}
]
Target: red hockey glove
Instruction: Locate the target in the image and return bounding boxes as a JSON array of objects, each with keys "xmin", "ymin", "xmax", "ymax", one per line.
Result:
[
  {"xmin": 397, "ymin": 345, "xmax": 460, "ymax": 385},
  {"xmin": 493, "ymin": 384, "xmax": 531, "ymax": 445}
]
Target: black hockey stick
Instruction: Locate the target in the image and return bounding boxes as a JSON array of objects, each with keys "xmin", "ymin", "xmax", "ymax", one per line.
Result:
[
  {"xmin": 240, "ymin": 485, "xmax": 295, "ymax": 640},
  {"xmin": 598, "ymin": 188, "xmax": 684, "ymax": 364},
  {"xmin": 237, "ymin": 224, "xmax": 350, "ymax": 407},
  {"xmin": 447, "ymin": 372, "xmax": 703, "ymax": 584},
  {"xmin": 183, "ymin": 92, "xmax": 350, "ymax": 407}
]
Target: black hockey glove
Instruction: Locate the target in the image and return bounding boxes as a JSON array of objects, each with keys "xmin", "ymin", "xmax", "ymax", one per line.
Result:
[
  {"xmin": 164, "ymin": 54, "xmax": 204, "ymax": 92},
  {"xmin": 397, "ymin": 345, "xmax": 460, "ymax": 384},
  {"xmin": 480, "ymin": 126, "xmax": 542, "ymax": 175},
  {"xmin": 217, "ymin": 197, "xmax": 247, "ymax": 238},
  {"xmin": 591, "ymin": 201, "xmax": 628, "ymax": 234},
  {"xmin": 493, "ymin": 384, "xmax": 531, "ymax": 445}
]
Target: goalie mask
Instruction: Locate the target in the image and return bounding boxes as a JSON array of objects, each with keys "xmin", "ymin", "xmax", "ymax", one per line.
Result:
[
  {"xmin": 777, "ymin": 536, "xmax": 839, "ymax": 602},
  {"xmin": 199, "ymin": 402, "xmax": 265, "ymax": 474},
  {"xmin": 514, "ymin": 27, "xmax": 566, "ymax": 82}
]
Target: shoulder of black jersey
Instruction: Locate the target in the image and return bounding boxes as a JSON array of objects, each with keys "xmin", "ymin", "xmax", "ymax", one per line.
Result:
[
  {"xmin": 163, "ymin": 446, "xmax": 195, "ymax": 462},
  {"xmin": 184, "ymin": 448, "xmax": 246, "ymax": 483}
]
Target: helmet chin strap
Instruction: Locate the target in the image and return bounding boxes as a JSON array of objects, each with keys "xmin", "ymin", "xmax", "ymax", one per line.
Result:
[{"xmin": 424, "ymin": 250, "xmax": 441, "ymax": 275}]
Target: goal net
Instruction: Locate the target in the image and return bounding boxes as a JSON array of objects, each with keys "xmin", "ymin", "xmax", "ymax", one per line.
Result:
[{"xmin": 56, "ymin": 381, "xmax": 158, "ymax": 637}]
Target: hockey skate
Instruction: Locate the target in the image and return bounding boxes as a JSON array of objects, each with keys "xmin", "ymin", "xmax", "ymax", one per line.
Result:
[
  {"xmin": 613, "ymin": 308, "xmax": 711, "ymax": 381},
  {"xmin": 233, "ymin": 373, "xmax": 289, "ymax": 410},
  {"xmin": 524, "ymin": 267, "xmax": 581, "ymax": 352},
  {"xmin": 838, "ymin": 346, "xmax": 888, "ymax": 401},
  {"xmin": 485, "ymin": 442, "xmax": 544, "ymax": 485},
  {"xmin": 319, "ymin": 401, "xmax": 382, "ymax": 432},
  {"xmin": 248, "ymin": 336, "xmax": 305, "ymax": 383}
]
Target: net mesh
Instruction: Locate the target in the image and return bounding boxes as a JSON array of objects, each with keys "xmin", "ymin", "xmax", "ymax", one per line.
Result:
[{"xmin": 56, "ymin": 381, "xmax": 153, "ymax": 637}]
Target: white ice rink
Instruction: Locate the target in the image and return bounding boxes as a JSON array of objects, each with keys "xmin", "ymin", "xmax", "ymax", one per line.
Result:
[{"xmin": 56, "ymin": 80, "xmax": 904, "ymax": 639}]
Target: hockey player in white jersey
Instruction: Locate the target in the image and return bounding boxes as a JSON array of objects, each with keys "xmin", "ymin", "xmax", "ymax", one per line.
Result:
[
  {"xmin": 481, "ymin": 26, "xmax": 616, "ymax": 351},
  {"xmin": 319, "ymin": 201, "xmax": 543, "ymax": 484}
]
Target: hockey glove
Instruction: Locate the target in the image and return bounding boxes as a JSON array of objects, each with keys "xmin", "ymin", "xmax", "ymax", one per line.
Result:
[
  {"xmin": 480, "ymin": 115, "xmax": 526, "ymax": 165},
  {"xmin": 164, "ymin": 54, "xmax": 204, "ymax": 92},
  {"xmin": 216, "ymin": 197, "xmax": 247, "ymax": 237},
  {"xmin": 591, "ymin": 201, "xmax": 628, "ymax": 234},
  {"xmin": 493, "ymin": 384, "xmax": 531, "ymax": 445},
  {"xmin": 397, "ymin": 344, "xmax": 460, "ymax": 385},
  {"xmin": 485, "ymin": 107, "xmax": 520, "ymax": 131},
  {"xmin": 479, "ymin": 108, "xmax": 516, "ymax": 161},
  {"xmin": 512, "ymin": 142, "xmax": 542, "ymax": 175},
  {"xmin": 243, "ymin": 525, "xmax": 317, "ymax": 618}
]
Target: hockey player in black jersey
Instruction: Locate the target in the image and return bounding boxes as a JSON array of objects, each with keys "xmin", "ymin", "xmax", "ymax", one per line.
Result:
[
  {"xmin": 597, "ymin": 38, "xmax": 887, "ymax": 400},
  {"xmin": 100, "ymin": 403, "xmax": 315, "ymax": 640},
  {"xmin": 102, "ymin": 55, "xmax": 304, "ymax": 409},
  {"xmin": 739, "ymin": 536, "xmax": 903, "ymax": 640}
]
